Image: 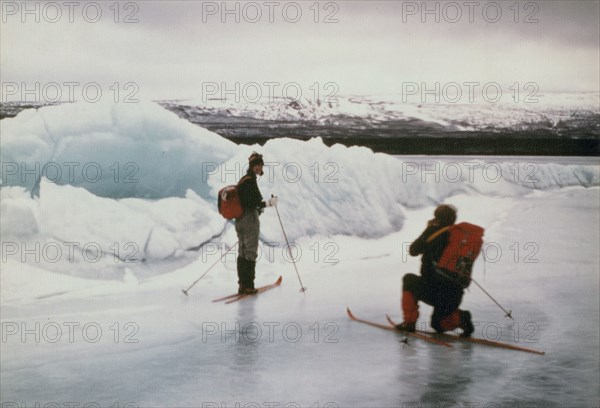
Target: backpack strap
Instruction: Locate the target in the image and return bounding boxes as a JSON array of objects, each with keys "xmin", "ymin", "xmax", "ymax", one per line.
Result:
[
  {"xmin": 237, "ymin": 175, "xmax": 252, "ymax": 187},
  {"xmin": 426, "ymin": 226, "xmax": 451, "ymax": 243}
]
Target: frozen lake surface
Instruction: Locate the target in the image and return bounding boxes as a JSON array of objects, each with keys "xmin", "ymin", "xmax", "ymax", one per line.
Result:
[{"xmin": 2, "ymin": 186, "xmax": 598, "ymax": 407}]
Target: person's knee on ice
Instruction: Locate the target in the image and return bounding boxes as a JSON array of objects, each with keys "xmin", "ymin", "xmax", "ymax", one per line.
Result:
[
  {"xmin": 431, "ymin": 309, "xmax": 473, "ymax": 337},
  {"xmin": 438, "ymin": 310, "xmax": 461, "ymax": 332}
]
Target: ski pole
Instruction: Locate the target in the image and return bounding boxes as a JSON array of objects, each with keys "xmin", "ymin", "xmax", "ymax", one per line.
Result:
[
  {"xmin": 182, "ymin": 242, "xmax": 238, "ymax": 296},
  {"xmin": 273, "ymin": 197, "xmax": 306, "ymax": 292},
  {"xmin": 470, "ymin": 277, "xmax": 513, "ymax": 319}
]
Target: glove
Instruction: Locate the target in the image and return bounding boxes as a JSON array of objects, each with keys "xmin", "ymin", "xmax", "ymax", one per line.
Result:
[{"xmin": 266, "ymin": 195, "xmax": 278, "ymax": 207}]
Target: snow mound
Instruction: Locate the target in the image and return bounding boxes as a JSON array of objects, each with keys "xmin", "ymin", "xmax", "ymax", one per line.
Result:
[
  {"xmin": 0, "ymin": 186, "xmax": 40, "ymax": 238},
  {"xmin": 1, "ymin": 179, "xmax": 225, "ymax": 280},
  {"xmin": 0, "ymin": 100, "xmax": 236, "ymax": 199},
  {"xmin": 209, "ymin": 137, "xmax": 600, "ymax": 241}
]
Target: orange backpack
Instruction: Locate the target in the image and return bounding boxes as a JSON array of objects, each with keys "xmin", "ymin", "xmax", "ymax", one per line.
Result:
[
  {"xmin": 217, "ymin": 176, "xmax": 251, "ymax": 220},
  {"xmin": 428, "ymin": 222, "xmax": 484, "ymax": 288}
]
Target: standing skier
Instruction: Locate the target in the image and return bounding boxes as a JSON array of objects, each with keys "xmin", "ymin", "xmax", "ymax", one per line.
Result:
[
  {"xmin": 235, "ymin": 152, "xmax": 278, "ymax": 295},
  {"xmin": 396, "ymin": 204, "xmax": 475, "ymax": 337}
]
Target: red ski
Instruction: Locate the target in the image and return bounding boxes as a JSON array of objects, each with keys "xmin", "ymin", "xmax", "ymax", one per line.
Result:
[
  {"xmin": 346, "ymin": 308, "xmax": 453, "ymax": 348},
  {"xmin": 213, "ymin": 276, "xmax": 283, "ymax": 304},
  {"xmin": 385, "ymin": 315, "xmax": 545, "ymax": 355}
]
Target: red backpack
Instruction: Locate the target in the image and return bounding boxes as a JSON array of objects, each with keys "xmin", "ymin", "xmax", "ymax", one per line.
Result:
[
  {"xmin": 427, "ymin": 222, "xmax": 484, "ymax": 288},
  {"xmin": 217, "ymin": 176, "xmax": 251, "ymax": 220}
]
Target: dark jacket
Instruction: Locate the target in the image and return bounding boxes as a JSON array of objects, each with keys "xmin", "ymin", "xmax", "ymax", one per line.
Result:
[
  {"xmin": 409, "ymin": 223, "xmax": 450, "ymax": 285},
  {"xmin": 237, "ymin": 172, "xmax": 265, "ymax": 211}
]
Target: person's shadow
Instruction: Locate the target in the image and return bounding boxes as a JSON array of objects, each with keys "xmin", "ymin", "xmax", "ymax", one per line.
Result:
[
  {"xmin": 222, "ymin": 298, "xmax": 262, "ymax": 402},
  {"xmin": 395, "ymin": 333, "xmax": 474, "ymax": 406}
]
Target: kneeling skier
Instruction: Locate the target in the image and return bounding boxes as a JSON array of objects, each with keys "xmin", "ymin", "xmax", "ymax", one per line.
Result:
[{"xmin": 397, "ymin": 204, "xmax": 476, "ymax": 337}]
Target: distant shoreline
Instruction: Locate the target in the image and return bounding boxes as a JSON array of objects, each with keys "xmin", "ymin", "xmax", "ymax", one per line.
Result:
[
  {"xmin": 2, "ymin": 101, "xmax": 598, "ymax": 157},
  {"xmin": 225, "ymin": 135, "xmax": 599, "ymax": 157}
]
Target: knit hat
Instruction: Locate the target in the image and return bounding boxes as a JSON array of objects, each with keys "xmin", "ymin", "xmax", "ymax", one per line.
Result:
[
  {"xmin": 434, "ymin": 204, "xmax": 457, "ymax": 226},
  {"xmin": 248, "ymin": 152, "xmax": 264, "ymax": 167}
]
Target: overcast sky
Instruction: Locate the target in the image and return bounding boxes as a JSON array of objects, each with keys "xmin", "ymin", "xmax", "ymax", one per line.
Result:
[{"xmin": 1, "ymin": 0, "xmax": 598, "ymax": 101}]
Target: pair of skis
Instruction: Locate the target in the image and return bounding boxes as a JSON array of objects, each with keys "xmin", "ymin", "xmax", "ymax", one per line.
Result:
[
  {"xmin": 212, "ymin": 276, "xmax": 282, "ymax": 304},
  {"xmin": 211, "ymin": 287, "xmax": 546, "ymax": 355},
  {"xmin": 346, "ymin": 308, "xmax": 453, "ymax": 347},
  {"xmin": 346, "ymin": 308, "xmax": 545, "ymax": 355}
]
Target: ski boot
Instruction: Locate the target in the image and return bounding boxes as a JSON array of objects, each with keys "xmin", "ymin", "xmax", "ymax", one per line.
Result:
[
  {"xmin": 237, "ymin": 258, "xmax": 258, "ymax": 295},
  {"xmin": 459, "ymin": 310, "xmax": 474, "ymax": 338},
  {"xmin": 395, "ymin": 322, "xmax": 416, "ymax": 333},
  {"xmin": 238, "ymin": 286, "xmax": 258, "ymax": 295}
]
